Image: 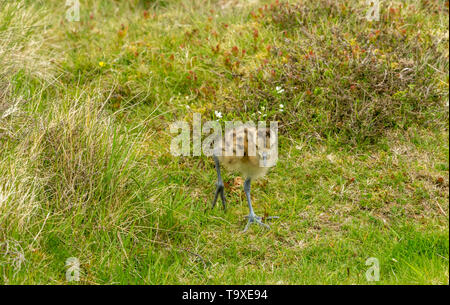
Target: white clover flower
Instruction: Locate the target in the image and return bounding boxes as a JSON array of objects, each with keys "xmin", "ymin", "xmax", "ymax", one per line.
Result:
[
  {"xmin": 275, "ymin": 86, "xmax": 285, "ymax": 94},
  {"xmin": 214, "ymin": 111, "xmax": 223, "ymax": 118},
  {"xmin": 279, "ymin": 104, "xmax": 284, "ymax": 108}
]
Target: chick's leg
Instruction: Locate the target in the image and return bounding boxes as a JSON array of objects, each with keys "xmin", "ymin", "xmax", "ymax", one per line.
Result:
[
  {"xmin": 243, "ymin": 178, "xmax": 270, "ymax": 232},
  {"xmin": 211, "ymin": 156, "xmax": 226, "ymax": 210}
]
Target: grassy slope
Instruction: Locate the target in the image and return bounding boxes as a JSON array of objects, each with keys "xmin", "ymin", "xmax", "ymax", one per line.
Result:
[{"xmin": 0, "ymin": 0, "xmax": 448, "ymax": 284}]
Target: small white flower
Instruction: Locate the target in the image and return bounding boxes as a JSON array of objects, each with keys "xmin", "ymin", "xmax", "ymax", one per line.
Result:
[
  {"xmin": 185, "ymin": 96, "xmax": 189, "ymax": 99},
  {"xmin": 260, "ymin": 106, "xmax": 265, "ymax": 111},
  {"xmin": 279, "ymin": 104, "xmax": 284, "ymax": 108},
  {"xmin": 275, "ymin": 86, "xmax": 285, "ymax": 94},
  {"xmin": 214, "ymin": 111, "xmax": 223, "ymax": 118},
  {"xmin": 257, "ymin": 111, "xmax": 262, "ymax": 115}
]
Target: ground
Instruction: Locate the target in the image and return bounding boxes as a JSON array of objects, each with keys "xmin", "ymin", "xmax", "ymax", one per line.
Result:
[{"xmin": 0, "ymin": 0, "xmax": 448, "ymax": 284}]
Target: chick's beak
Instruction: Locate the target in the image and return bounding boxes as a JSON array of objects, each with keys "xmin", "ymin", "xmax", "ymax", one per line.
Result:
[{"xmin": 262, "ymin": 152, "xmax": 268, "ymax": 167}]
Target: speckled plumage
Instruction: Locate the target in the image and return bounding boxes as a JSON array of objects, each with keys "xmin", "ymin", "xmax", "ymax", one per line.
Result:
[{"xmin": 217, "ymin": 125, "xmax": 275, "ymax": 178}]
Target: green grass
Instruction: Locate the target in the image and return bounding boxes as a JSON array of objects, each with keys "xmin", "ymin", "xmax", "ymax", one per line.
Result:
[{"xmin": 0, "ymin": 0, "xmax": 448, "ymax": 284}]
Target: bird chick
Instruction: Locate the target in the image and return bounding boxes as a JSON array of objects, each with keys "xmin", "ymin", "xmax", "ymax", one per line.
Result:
[{"xmin": 211, "ymin": 124, "xmax": 278, "ymax": 232}]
